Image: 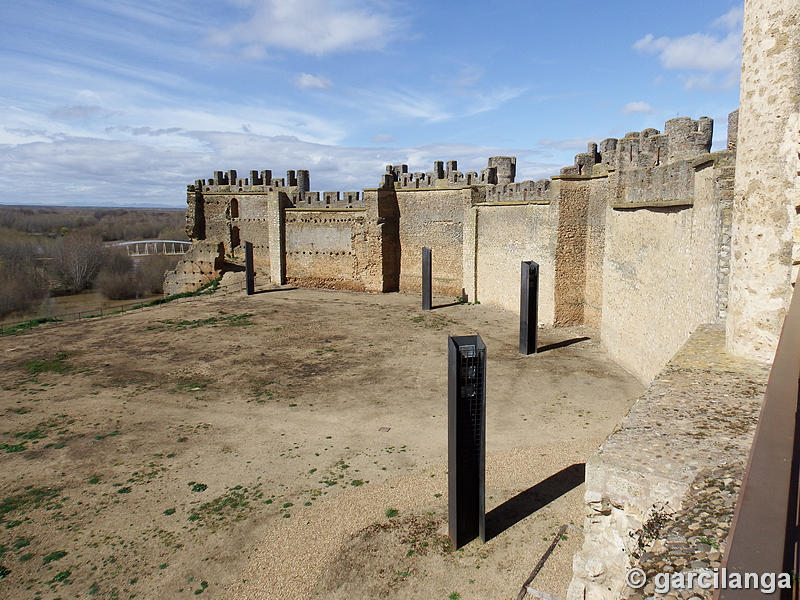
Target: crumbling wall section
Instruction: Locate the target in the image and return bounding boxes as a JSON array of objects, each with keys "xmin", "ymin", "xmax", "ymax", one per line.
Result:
[{"xmin": 163, "ymin": 241, "xmax": 224, "ymax": 296}]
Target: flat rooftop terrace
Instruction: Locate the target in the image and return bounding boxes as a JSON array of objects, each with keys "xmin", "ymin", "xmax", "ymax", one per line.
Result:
[{"xmin": 0, "ymin": 285, "xmax": 643, "ymax": 600}]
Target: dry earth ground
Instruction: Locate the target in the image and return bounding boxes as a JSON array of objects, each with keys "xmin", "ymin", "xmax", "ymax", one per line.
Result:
[{"xmin": 0, "ymin": 283, "xmax": 644, "ymax": 600}]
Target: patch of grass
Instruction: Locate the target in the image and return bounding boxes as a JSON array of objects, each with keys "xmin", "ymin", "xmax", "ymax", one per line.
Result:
[
  {"xmin": 88, "ymin": 581, "xmax": 100, "ymax": 595},
  {"xmin": 49, "ymin": 569, "xmax": 71, "ymax": 583},
  {"xmin": 153, "ymin": 313, "xmax": 254, "ymax": 331},
  {"xmin": 385, "ymin": 508, "xmax": 399, "ymax": 518},
  {"xmin": 128, "ymin": 277, "xmax": 220, "ymax": 312},
  {"xmin": 116, "ymin": 487, "xmax": 132, "ymax": 494},
  {"xmin": 0, "ymin": 487, "xmax": 60, "ymax": 523},
  {"xmin": 13, "ymin": 537, "xmax": 31, "ymax": 550},
  {"xmin": 350, "ymin": 479, "xmax": 364, "ymax": 487},
  {"xmin": 87, "ymin": 475, "xmax": 101, "ymax": 484},
  {"xmin": 42, "ymin": 550, "xmax": 67, "ymax": 564},
  {"xmin": 22, "ymin": 352, "xmax": 69, "ymax": 375},
  {"xmin": 14, "ymin": 428, "xmax": 47, "ymax": 440},
  {"xmin": 0, "ymin": 317, "xmax": 61, "ymax": 337},
  {"xmin": 188, "ymin": 485, "xmax": 255, "ymax": 526},
  {"xmin": 94, "ymin": 430, "xmax": 120, "ymax": 441},
  {"xmin": 18, "ymin": 553, "xmax": 32, "ymax": 562},
  {"xmin": 0, "ymin": 565, "xmax": 9, "ymax": 580},
  {"xmin": 449, "ymin": 593, "xmax": 461, "ymax": 600},
  {"xmin": 188, "ymin": 482, "xmax": 207, "ymax": 493},
  {"xmin": 163, "ymin": 508, "xmax": 176, "ymax": 516},
  {"xmin": 174, "ymin": 380, "xmax": 208, "ymax": 393},
  {"xmin": 0, "ymin": 443, "xmax": 27, "ymax": 453},
  {"xmin": 697, "ymin": 536, "xmax": 720, "ymax": 550}
]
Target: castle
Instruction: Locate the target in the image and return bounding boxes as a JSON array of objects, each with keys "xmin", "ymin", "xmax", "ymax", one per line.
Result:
[
  {"xmin": 165, "ymin": 0, "xmax": 800, "ymax": 596},
  {"xmin": 166, "ymin": 112, "xmax": 736, "ymax": 383}
]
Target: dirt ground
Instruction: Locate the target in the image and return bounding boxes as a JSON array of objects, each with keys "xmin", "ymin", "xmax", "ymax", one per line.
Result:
[{"xmin": 0, "ymin": 280, "xmax": 644, "ymax": 600}]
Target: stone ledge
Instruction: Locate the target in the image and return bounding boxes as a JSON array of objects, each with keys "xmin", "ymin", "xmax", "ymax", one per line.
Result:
[
  {"xmin": 474, "ymin": 200, "xmax": 551, "ymax": 207},
  {"xmin": 610, "ymin": 199, "xmax": 694, "ymax": 210},
  {"xmin": 568, "ymin": 324, "xmax": 768, "ymax": 600},
  {"xmin": 285, "ymin": 207, "xmax": 366, "ymax": 213}
]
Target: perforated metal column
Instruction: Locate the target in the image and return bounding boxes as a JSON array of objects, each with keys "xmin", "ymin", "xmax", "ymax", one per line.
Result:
[
  {"xmin": 422, "ymin": 247, "xmax": 432, "ymax": 311},
  {"xmin": 448, "ymin": 335, "xmax": 486, "ymax": 548},
  {"xmin": 519, "ymin": 261, "xmax": 539, "ymax": 354},
  {"xmin": 245, "ymin": 241, "xmax": 255, "ymax": 296}
]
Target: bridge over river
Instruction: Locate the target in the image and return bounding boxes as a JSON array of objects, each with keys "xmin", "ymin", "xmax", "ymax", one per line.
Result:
[{"xmin": 106, "ymin": 240, "xmax": 191, "ymax": 257}]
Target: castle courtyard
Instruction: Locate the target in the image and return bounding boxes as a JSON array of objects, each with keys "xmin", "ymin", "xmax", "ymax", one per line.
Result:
[{"xmin": 0, "ymin": 283, "xmax": 642, "ymax": 599}]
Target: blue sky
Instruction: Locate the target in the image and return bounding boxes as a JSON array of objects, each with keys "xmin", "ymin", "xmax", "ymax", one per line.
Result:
[{"xmin": 0, "ymin": 0, "xmax": 744, "ymax": 207}]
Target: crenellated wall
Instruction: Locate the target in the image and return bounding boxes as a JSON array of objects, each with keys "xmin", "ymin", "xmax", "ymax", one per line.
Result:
[{"xmin": 168, "ymin": 114, "xmax": 736, "ymax": 382}]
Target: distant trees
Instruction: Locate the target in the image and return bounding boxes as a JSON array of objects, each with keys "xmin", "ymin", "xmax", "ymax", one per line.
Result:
[
  {"xmin": 0, "ymin": 206, "xmax": 186, "ymax": 241},
  {"xmin": 94, "ymin": 252, "xmax": 178, "ymax": 300},
  {"xmin": 0, "ymin": 239, "xmax": 49, "ymax": 317},
  {"xmin": 50, "ymin": 232, "xmax": 105, "ymax": 293},
  {"xmin": 0, "ymin": 206, "xmax": 187, "ymax": 318}
]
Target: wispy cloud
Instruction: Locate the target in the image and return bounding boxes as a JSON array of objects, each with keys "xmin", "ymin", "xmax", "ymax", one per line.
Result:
[
  {"xmin": 49, "ymin": 105, "xmax": 112, "ymax": 121},
  {"xmin": 712, "ymin": 6, "xmax": 744, "ymax": 31},
  {"xmin": 633, "ymin": 32, "xmax": 741, "ymax": 72},
  {"xmin": 0, "ymin": 130, "xmax": 558, "ymax": 206},
  {"xmin": 371, "ymin": 133, "xmax": 395, "ymax": 143},
  {"xmin": 209, "ymin": 0, "xmax": 403, "ymax": 57},
  {"xmin": 633, "ymin": 5, "xmax": 743, "ymax": 90},
  {"xmin": 621, "ymin": 101, "xmax": 655, "ymax": 115},
  {"xmin": 293, "ymin": 73, "xmax": 332, "ymax": 90},
  {"xmin": 537, "ymin": 137, "xmax": 596, "ymax": 152}
]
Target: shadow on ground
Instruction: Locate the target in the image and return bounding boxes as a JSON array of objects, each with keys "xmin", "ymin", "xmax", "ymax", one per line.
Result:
[
  {"xmin": 484, "ymin": 463, "xmax": 586, "ymax": 540},
  {"xmin": 537, "ymin": 337, "xmax": 591, "ymax": 353}
]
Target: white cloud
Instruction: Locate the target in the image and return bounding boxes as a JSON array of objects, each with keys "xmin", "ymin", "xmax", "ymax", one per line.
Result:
[
  {"xmin": 713, "ymin": 6, "xmax": 744, "ymax": 31},
  {"xmin": 343, "ymin": 85, "xmax": 526, "ymax": 124},
  {"xmin": 209, "ymin": 0, "xmax": 402, "ymax": 57},
  {"xmin": 371, "ymin": 133, "xmax": 395, "ymax": 143},
  {"xmin": 621, "ymin": 101, "xmax": 655, "ymax": 115},
  {"xmin": 0, "ymin": 130, "xmax": 558, "ymax": 207},
  {"xmin": 293, "ymin": 73, "xmax": 332, "ymax": 90},
  {"xmin": 537, "ymin": 137, "xmax": 596, "ymax": 152},
  {"xmin": 633, "ymin": 7, "xmax": 743, "ymax": 91},
  {"xmin": 634, "ymin": 32, "xmax": 741, "ymax": 72}
]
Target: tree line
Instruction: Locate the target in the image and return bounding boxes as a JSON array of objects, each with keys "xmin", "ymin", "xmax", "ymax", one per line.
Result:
[{"xmin": 0, "ymin": 206, "xmax": 187, "ymax": 319}]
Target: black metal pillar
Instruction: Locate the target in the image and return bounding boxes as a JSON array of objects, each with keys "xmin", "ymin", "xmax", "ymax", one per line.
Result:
[
  {"xmin": 244, "ymin": 241, "xmax": 255, "ymax": 296},
  {"xmin": 519, "ymin": 261, "xmax": 539, "ymax": 354},
  {"xmin": 422, "ymin": 246, "xmax": 432, "ymax": 311},
  {"xmin": 448, "ymin": 335, "xmax": 487, "ymax": 548}
]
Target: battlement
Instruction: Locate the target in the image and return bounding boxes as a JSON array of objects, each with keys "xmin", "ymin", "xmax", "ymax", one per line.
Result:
[
  {"xmin": 380, "ymin": 156, "xmax": 547, "ymax": 203},
  {"xmin": 188, "ymin": 168, "xmax": 311, "ymax": 193},
  {"xmin": 286, "ymin": 190, "xmax": 364, "ymax": 209},
  {"xmin": 559, "ymin": 115, "xmax": 718, "ymax": 177},
  {"xmin": 485, "ymin": 179, "xmax": 551, "ymax": 203},
  {"xmin": 187, "ymin": 167, "xmax": 364, "ymax": 209}
]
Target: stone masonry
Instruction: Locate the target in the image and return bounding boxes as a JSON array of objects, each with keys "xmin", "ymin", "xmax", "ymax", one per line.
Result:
[{"xmin": 726, "ymin": 0, "xmax": 800, "ymax": 362}]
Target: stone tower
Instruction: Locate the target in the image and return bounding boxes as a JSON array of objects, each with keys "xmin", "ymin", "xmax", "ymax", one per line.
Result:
[{"xmin": 727, "ymin": 0, "xmax": 800, "ymax": 360}]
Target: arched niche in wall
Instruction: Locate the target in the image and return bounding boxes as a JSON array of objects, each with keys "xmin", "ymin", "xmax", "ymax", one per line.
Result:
[
  {"xmin": 230, "ymin": 198, "xmax": 239, "ymax": 219},
  {"xmin": 231, "ymin": 226, "xmax": 241, "ymax": 249}
]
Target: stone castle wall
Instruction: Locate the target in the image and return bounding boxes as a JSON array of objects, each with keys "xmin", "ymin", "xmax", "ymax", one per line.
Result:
[{"xmin": 168, "ymin": 114, "xmax": 736, "ymax": 384}]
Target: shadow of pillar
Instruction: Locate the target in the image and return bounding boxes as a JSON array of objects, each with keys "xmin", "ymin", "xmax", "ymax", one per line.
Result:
[{"xmin": 483, "ymin": 463, "xmax": 586, "ymax": 541}]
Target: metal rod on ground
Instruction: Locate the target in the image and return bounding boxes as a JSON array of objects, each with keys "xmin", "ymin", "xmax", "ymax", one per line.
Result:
[
  {"xmin": 515, "ymin": 524, "xmax": 568, "ymax": 600},
  {"xmin": 244, "ymin": 241, "xmax": 255, "ymax": 295},
  {"xmin": 519, "ymin": 260, "xmax": 539, "ymax": 355},
  {"xmin": 448, "ymin": 334, "xmax": 487, "ymax": 548},
  {"xmin": 422, "ymin": 247, "xmax": 432, "ymax": 310}
]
